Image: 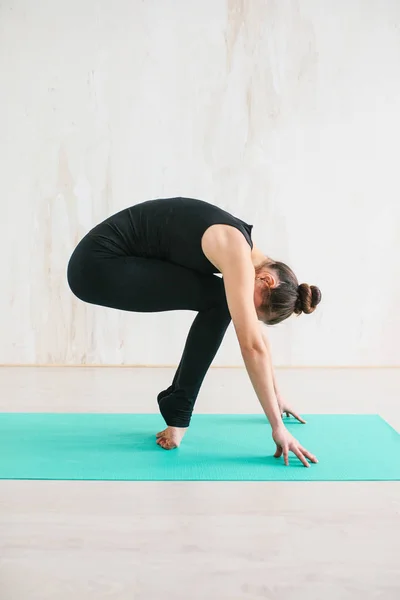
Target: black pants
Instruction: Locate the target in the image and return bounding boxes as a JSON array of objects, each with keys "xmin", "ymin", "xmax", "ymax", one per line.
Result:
[{"xmin": 67, "ymin": 233, "xmax": 231, "ymax": 427}]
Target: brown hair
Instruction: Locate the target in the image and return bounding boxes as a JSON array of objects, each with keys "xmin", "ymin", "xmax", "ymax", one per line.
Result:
[{"xmin": 257, "ymin": 260, "xmax": 322, "ymax": 325}]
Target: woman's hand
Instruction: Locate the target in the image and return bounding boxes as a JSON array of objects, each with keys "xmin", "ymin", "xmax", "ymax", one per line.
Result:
[
  {"xmin": 276, "ymin": 391, "xmax": 306, "ymax": 424},
  {"xmin": 272, "ymin": 424, "xmax": 318, "ymax": 467}
]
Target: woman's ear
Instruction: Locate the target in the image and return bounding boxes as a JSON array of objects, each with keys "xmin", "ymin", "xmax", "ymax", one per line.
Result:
[{"xmin": 264, "ymin": 272, "xmax": 277, "ymax": 288}]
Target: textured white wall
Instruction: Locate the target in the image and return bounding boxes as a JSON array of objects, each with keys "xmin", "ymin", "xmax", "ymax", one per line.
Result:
[{"xmin": 1, "ymin": 0, "xmax": 399, "ymax": 366}]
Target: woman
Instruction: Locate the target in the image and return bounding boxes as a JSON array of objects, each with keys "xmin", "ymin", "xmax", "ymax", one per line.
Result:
[{"xmin": 67, "ymin": 197, "xmax": 321, "ymax": 467}]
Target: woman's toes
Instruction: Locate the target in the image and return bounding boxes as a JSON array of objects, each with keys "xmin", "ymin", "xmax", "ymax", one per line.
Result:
[
  {"xmin": 156, "ymin": 436, "xmax": 176, "ymax": 450},
  {"xmin": 155, "ymin": 426, "xmax": 187, "ymax": 450}
]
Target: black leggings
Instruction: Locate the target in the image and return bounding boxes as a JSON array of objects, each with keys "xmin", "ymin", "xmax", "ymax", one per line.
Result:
[{"xmin": 67, "ymin": 234, "xmax": 231, "ymax": 427}]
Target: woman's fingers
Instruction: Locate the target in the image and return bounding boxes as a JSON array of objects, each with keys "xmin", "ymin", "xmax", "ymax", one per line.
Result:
[
  {"xmin": 285, "ymin": 408, "xmax": 306, "ymax": 424},
  {"xmin": 289, "ymin": 439, "xmax": 316, "ymax": 467},
  {"xmin": 275, "ymin": 442, "xmax": 308, "ymax": 467},
  {"xmin": 291, "ymin": 411, "xmax": 306, "ymax": 424},
  {"xmin": 283, "ymin": 445, "xmax": 289, "ymax": 466},
  {"xmin": 292, "ymin": 446, "xmax": 310, "ymax": 467},
  {"xmin": 273, "ymin": 430, "xmax": 317, "ymax": 468},
  {"xmin": 299, "ymin": 446, "xmax": 318, "ymax": 464}
]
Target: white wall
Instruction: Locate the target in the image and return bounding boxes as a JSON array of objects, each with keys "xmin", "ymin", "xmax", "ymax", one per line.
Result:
[{"xmin": 1, "ymin": 0, "xmax": 399, "ymax": 366}]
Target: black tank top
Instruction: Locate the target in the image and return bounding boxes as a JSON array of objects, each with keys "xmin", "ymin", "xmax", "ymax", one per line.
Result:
[{"xmin": 89, "ymin": 197, "xmax": 253, "ymax": 275}]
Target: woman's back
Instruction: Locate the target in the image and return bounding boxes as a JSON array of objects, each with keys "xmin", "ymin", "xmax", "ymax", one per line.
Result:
[{"xmin": 88, "ymin": 197, "xmax": 253, "ymax": 274}]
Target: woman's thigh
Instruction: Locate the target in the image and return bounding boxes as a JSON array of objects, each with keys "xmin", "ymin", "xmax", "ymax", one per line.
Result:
[{"xmin": 67, "ymin": 236, "xmax": 226, "ymax": 313}]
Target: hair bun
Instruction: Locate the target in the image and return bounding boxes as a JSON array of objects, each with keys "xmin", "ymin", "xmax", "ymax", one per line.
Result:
[{"xmin": 295, "ymin": 283, "xmax": 322, "ymax": 315}]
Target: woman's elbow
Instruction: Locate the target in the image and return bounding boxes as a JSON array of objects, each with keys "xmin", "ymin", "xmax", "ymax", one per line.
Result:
[{"xmin": 240, "ymin": 340, "xmax": 267, "ymax": 357}]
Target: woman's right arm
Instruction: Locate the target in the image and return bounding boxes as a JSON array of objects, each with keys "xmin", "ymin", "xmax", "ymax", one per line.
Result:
[
  {"xmin": 201, "ymin": 226, "xmax": 317, "ymax": 467},
  {"xmin": 202, "ymin": 227, "xmax": 282, "ymax": 427}
]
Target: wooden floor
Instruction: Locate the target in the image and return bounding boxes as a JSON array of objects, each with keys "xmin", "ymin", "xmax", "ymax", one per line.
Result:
[{"xmin": 1, "ymin": 367, "xmax": 399, "ymax": 600}]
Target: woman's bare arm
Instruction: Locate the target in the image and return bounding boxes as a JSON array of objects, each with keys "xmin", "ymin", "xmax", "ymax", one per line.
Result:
[
  {"xmin": 202, "ymin": 226, "xmax": 316, "ymax": 465},
  {"xmin": 260, "ymin": 325, "xmax": 307, "ymax": 424},
  {"xmin": 260, "ymin": 327, "xmax": 279, "ymax": 393},
  {"xmin": 202, "ymin": 227, "xmax": 283, "ymax": 429}
]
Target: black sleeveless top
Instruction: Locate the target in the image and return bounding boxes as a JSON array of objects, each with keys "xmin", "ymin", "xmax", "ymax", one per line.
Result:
[{"xmin": 89, "ymin": 197, "xmax": 253, "ymax": 275}]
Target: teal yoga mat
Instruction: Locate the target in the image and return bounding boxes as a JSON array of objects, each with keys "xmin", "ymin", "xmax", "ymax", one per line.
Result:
[{"xmin": 0, "ymin": 413, "xmax": 398, "ymax": 481}]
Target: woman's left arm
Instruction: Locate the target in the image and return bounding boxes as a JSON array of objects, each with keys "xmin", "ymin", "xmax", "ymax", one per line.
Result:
[
  {"xmin": 260, "ymin": 327, "xmax": 279, "ymax": 394},
  {"xmin": 260, "ymin": 326, "xmax": 306, "ymax": 424}
]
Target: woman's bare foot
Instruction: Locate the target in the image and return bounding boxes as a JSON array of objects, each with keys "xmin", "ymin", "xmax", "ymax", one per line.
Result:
[{"xmin": 156, "ymin": 426, "xmax": 187, "ymax": 450}]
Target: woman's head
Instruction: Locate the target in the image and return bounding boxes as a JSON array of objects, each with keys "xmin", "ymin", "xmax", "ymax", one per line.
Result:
[{"xmin": 254, "ymin": 260, "xmax": 321, "ymax": 325}]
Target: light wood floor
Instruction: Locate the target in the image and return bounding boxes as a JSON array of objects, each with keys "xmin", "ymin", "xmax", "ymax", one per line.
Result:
[{"xmin": 1, "ymin": 367, "xmax": 399, "ymax": 600}]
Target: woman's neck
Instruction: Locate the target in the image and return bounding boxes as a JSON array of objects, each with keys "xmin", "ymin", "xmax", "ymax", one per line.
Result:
[{"xmin": 251, "ymin": 244, "xmax": 271, "ymax": 270}]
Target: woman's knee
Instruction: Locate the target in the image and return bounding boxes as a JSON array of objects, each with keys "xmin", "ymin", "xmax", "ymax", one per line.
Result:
[
  {"xmin": 67, "ymin": 252, "xmax": 87, "ymax": 302},
  {"xmin": 66, "ymin": 238, "xmax": 98, "ymax": 303}
]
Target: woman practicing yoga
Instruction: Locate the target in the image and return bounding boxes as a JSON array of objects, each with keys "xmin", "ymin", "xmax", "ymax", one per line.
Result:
[{"xmin": 67, "ymin": 197, "xmax": 321, "ymax": 467}]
